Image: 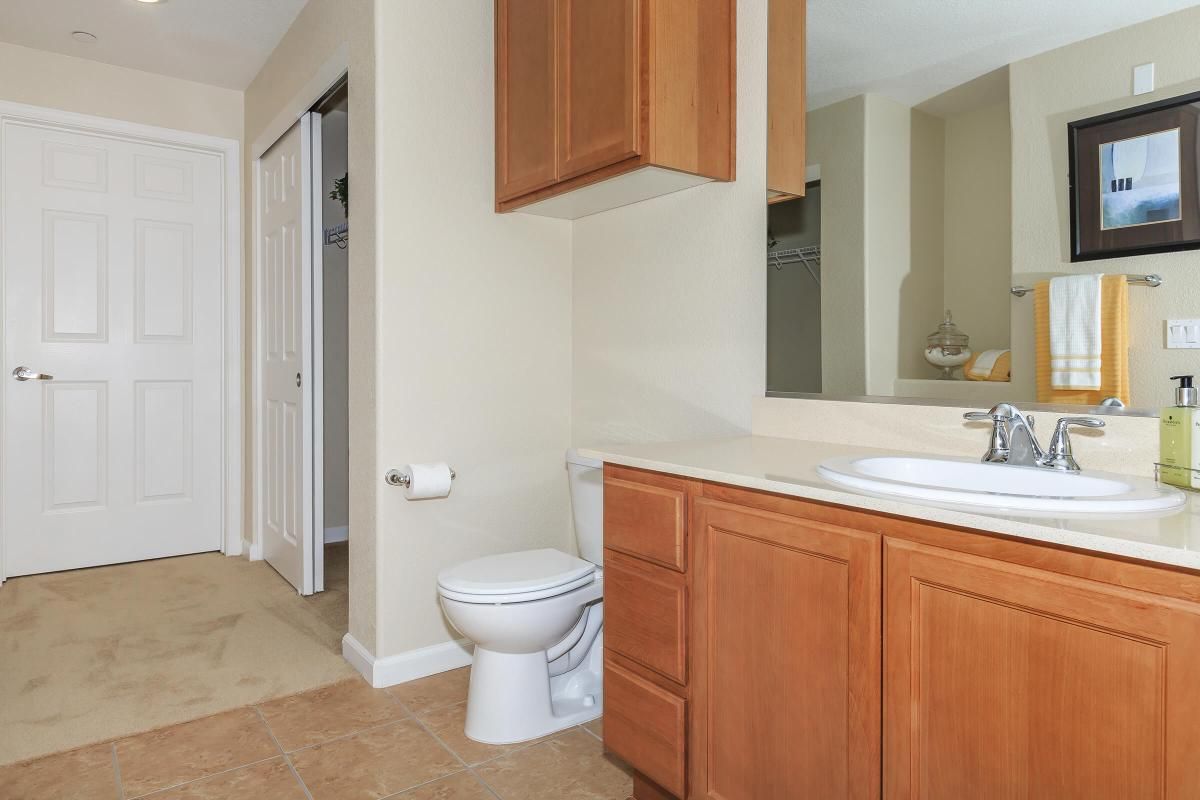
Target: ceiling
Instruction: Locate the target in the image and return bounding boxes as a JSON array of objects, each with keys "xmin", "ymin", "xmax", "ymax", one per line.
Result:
[
  {"xmin": 808, "ymin": 0, "xmax": 1200, "ymax": 110},
  {"xmin": 0, "ymin": 0, "xmax": 309, "ymax": 90}
]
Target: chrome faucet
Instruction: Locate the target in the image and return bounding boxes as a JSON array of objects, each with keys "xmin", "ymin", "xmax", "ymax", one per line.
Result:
[{"xmin": 964, "ymin": 404, "xmax": 1104, "ymax": 472}]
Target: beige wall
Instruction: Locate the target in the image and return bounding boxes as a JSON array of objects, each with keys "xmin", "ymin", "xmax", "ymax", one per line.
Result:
[
  {"xmin": 1010, "ymin": 5, "xmax": 1200, "ymax": 410},
  {"xmin": 244, "ymin": 0, "xmax": 379, "ymax": 648},
  {"xmin": 372, "ymin": 1, "xmax": 573, "ymax": 657},
  {"xmin": 571, "ymin": 0, "xmax": 769, "ymax": 447},
  {"xmin": 0, "ymin": 41, "xmax": 242, "ymax": 140},
  {"xmin": 943, "ymin": 99, "xmax": 1011, "ymax": 354},
  {"xmin": 807, "ymin": 96, "xmax": 868, "ymax": 395}
]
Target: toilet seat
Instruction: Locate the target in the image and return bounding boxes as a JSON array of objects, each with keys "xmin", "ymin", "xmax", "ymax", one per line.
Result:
[{"xmin": 438, "ymin": 548, "xmax": 597, "ymax": 604}]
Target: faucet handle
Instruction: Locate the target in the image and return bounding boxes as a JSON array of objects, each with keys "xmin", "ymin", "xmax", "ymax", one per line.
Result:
[
  {"xmin": 1042, "ymin": 417, "xmax": 1105, "ymax": 472},
  {"xmin": 964, "ymin": 410, "xmax": 1011, "ymax": 463}
]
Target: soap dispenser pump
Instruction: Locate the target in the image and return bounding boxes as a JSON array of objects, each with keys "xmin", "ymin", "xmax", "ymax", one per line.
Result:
[{"xmin": 1160, "ymin": 375, "xmax": 1198, "ymax": 487}]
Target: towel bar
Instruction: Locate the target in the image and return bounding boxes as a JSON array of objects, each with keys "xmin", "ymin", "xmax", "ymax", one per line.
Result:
[{"xmin": 1010, "ymin": 274, "xmax": 1161, "ymax": 298}]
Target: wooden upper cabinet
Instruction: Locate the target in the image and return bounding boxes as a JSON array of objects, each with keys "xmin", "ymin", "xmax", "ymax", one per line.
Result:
[
  {"xmin": 768, "ymin": 0, "xmax": 807, "ymax": 200},
  {"xmin": 495, "ymin": 0, "xmax": 558, "ymax": 201},
  {"xmin": 885, "ymin": 537, "xmax": 1200, "ymax": 800},
  {"xmin": 690, "ymin": 496, "xmax": 882, "ymax": 800},
  {"xmin": 556, "ymin": 0, "xmax": 641, "ymax": 180},
  {"xmin": 495, "ymin": 0, "xmax": 736, "ymax": 217}
]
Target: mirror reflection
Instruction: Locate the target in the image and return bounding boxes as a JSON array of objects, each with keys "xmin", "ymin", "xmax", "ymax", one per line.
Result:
[{"xmin": 768, "ymin": 4, "xmax": 1200, "ymax": 413}]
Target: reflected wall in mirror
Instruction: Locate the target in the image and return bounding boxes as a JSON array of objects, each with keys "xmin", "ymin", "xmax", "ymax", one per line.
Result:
[{"xmin": 767, "ymin": 1, "xmax": 1200, "ymax": 414}]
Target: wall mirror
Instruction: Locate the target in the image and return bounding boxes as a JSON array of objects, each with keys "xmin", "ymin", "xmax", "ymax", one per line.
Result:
[{"xmin": 766, "ymin": 1, "xmax": 1200, "ymax": 416}]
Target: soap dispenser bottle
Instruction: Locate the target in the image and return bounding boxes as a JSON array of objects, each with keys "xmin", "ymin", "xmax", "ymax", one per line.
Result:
[{"xmin": 1160, "ymin": 375, "xmax": 1197, "ymax": 488}]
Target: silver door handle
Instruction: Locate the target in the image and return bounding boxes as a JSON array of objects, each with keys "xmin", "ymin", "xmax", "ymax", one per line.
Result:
[{"xmin": 12, "ymin": 366, "xmax": 53, "ymax": 382}]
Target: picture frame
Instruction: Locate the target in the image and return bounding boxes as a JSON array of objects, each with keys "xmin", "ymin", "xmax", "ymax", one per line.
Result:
[{"xmin": 1068, "ymin": 89, "xmax": 1200, "ymax": 262}]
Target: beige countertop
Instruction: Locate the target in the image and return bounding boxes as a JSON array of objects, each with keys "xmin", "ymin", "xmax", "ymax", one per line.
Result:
[{"xmin": 579, "ymin": 435, "xmax": 1200, "ymax": 572}]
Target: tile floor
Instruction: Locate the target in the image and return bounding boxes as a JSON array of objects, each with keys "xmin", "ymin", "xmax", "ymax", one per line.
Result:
[{"xmin": 0, "ymin": 667, "xmax": 632, "ymax": 800}]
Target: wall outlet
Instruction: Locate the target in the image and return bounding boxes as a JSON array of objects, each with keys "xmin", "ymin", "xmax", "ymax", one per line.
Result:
[
  {"xmin": 1134, "ymin": 62, "xmax": 1155, "ymax": 95},
  {"xmin": 1166, "ymin": 319, "xmax": 1200, "ymax": 349}
]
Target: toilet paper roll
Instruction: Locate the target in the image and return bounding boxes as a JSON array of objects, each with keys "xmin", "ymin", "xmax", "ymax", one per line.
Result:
[{"xmin": 403, "ymin": 462, "xmax": 454, "ymax": 500}]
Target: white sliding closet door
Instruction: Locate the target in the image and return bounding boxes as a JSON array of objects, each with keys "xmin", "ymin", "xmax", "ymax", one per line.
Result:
[{"xmin": 258, "ymin": 113, "xmax": 324, "ymax": 595}]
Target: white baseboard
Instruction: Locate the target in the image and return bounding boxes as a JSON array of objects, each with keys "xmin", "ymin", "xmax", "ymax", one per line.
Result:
[
  {"xmin": 324, "ymin": 525, "xmax": 349, "ymax": 544},
  {"xmin": 245, "ymin": 538, "xmax": 263, "ymax": 561},
  {"xmin": 342, "ymin": 633, "xmax": 474, "ymax": 688}
]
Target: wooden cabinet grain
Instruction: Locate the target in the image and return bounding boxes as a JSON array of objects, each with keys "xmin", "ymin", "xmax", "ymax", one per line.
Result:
[
  {"xmin": 603, "ymin": 465, "xmax": 1200, "ymax": 799},
  {"xmin": 689, "ymin": 496, "xmax": 881, "ymax": 800},
  {"xmin": 494, "ymin": 0, "xmax": 735, "ymax": 217},
  {"xmin": 495, "ymin": 0, "xmax": 558, "ymax": 200},
  {"xmin": 884, "ymin": 537, "xmax": 1200, "ymax": 800}
]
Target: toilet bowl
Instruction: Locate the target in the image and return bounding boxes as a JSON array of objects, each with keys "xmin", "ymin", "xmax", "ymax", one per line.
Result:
[{"xmin": 437, "ymin": 451, "xmax": 605, "ymax": 744}]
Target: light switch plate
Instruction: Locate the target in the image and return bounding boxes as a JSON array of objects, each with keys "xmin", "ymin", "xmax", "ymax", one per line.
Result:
[
  {"xmin": 1166, "ymin": 319, "xmax": 1200, "ymax": 348},
  {"xmin": 1134, "ymin": 62, "xmax": 1155, "ymax": 95}
]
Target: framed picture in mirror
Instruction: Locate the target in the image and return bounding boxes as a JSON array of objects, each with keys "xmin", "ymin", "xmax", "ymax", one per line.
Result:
[{"xmin": 1069, "ymin": 90, "xmax": 1200, "ymax": 261}]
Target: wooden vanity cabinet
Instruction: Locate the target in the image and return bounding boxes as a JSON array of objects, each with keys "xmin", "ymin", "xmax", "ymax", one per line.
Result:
[
  {"xmin": 495, "ymin": 0, "xmax": 736, "ymax": 216},
  {"xmin": 603, "ymin": 464, "xmax": 1200, "ymax": 800},
  {"xmin": 885, "ymin": 537, "xmax": 1200, "ymax": 800},
  {"xmin": 689, "ymin": 493, "xmax": 881, "ymax": 800}
]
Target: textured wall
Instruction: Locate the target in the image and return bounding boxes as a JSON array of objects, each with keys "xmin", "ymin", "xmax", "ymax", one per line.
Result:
[
  {"xmin": 571, "ymin": 0, "xmax": 769, "ymax": 447},
  {"xmin": 0, "ymin": 41, "xmax": 243, "ymax": 140},
  {"xmin": 371, "ymin": 1, "xmax": 573, "ymax": 657}
]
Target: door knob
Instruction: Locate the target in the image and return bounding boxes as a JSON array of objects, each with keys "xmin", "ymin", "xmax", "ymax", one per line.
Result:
[{"xmin": 12, "ymin": 366, "xmax": 53, "ymax": 382}]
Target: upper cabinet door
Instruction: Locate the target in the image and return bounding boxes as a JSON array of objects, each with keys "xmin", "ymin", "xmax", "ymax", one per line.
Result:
[
  {"xmin": 556, "ymin": 0, "xmax": 642, "ymax": 180},
  {"xmin": 496, "ymin": 0, "xmax": 558, "ymax": 201}
]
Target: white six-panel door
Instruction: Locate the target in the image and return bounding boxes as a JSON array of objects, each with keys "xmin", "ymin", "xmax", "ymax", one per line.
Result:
[
  {"xmin": 2, "ymin": 121, "xmax": 225, "ymax": 576},
  {"xmin": 258, "ymin": 116, "xmax": 321, "ymax": 595}
]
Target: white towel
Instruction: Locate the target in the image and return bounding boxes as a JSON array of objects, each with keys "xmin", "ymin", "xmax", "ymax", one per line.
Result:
[
  {"xmin": 969, "ymin": 349, "xmax": 1009, "ymax": 379},
  {"xmin": 1049, "ymin": 274, "xmax": 1102, "ymax": 390}
]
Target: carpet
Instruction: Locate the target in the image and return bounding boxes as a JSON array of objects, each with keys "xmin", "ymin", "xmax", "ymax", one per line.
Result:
[{"xmin": 0, "ymin": 545, "xmax": 354, "ymax": 765}]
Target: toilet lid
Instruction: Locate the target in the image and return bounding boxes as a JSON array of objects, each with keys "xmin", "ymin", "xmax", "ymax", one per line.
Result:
[{"xmin": 437, "ymin": 548, "xmax": 596, "ymax": 597}]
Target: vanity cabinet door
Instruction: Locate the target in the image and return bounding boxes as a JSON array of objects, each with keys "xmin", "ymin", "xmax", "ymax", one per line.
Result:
[
  {"xmin": 689, "ymin": 497, "xmax": 882, "ymax": 800},
  {"xmin": 884, "ymin": 537, "xmax": 1200, "ymax": 800}
]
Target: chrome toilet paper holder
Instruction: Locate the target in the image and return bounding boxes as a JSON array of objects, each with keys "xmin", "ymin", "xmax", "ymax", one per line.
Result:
[{"xmin": 384, "ymin": 467, "xmax": 456, "ymax": 488}]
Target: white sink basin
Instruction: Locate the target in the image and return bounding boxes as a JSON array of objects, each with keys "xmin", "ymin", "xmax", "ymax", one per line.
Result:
[{"xmin": 817, "ymin": 455, "xmax": 1186, "ymax": 515}]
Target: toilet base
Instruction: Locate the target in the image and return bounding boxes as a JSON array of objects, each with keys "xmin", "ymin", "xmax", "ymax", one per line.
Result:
[{"xmin": 464, "ymin": 635, "xmax": 603, "ymax": 745}]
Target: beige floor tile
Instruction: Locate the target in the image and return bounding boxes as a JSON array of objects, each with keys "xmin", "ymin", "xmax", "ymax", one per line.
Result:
[
  {"xmin": 0, "ymin": 743, "xmax": 118, "ymax": 800},
  {"xmin": 582, "ymin": 717, "xmax": 603, "ymax": 739},
  {"xmin": 258, "ymin": 677, "xmax": 405, "ymax": 751},
  {"xmin": 387, "ymin": 667, "xmax": 470, "ymax": 713},
  {"xmin": 475, "ymin": 729, "xmax": 632, "ymax": 800},
  {"xmin": 145, "ymin": 758, "xmax": 305, "ymax": 799},
  {"xmin": 290, "ymin": 719, "xmax": 461, "ymax": 800},
  {"xmin": 392, "ymin": 771, "xmax": 495, "ymax": 799},
  {"xmin": 115, "ymin": 707, "xmax": 279, "ymax": 797},
  {"xmin": 417, "ymin": 702, "xmax": 514, "ymax": 766}
]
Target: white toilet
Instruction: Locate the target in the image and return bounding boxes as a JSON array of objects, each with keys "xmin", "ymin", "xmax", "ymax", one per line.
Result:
[{"xmin": 437, "ymin": 450, "xmax": 605, "ymax": 744}]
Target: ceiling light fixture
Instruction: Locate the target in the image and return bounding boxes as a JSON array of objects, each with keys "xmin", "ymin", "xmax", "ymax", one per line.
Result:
[
  {"xmin": 71, "ymin": 30, "xmax": 98, "ymax": 43},
  {"xmin": 135, "ymin": 0, "xmax": 164, "ymax": 3}
]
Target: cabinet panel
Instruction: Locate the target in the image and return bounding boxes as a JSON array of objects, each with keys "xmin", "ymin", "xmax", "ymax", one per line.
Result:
[
  {"xmin": 604, "ymin": 475, "xmax": 686, "ymax": 571},
  {"xmin": 604, "ymin": 657, "xmax": 687, "ymax": 798},
  {"xmin": 556, "ymin": 0, "xmax": 641, "ymax": 179},
  {"xmin": 603, "ymin": 550, "xmax": 687, "ymax": 684},
  {"xmin": 495, "ymin": 0, "xmax": 558, "ymax": 200},
  {"xmin": 885, "ymin": 537, "xmax": 1200, "ymax": 800},
  {"xmin": 690, "ymin": 498, "xmax": 881, "ymax": 800}
]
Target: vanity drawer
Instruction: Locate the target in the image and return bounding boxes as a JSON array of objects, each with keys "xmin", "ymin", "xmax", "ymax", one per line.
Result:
[
  {"xmin": 604, "ymin": 469, "xmax": 690, "ymax": 571},
  {"xmin": 604, "ymin": 656, "xmax": 687, "ymax": 799},
  {"xmin": 603, "ymin": 550, "xmax": 687, "ymax": 684}
]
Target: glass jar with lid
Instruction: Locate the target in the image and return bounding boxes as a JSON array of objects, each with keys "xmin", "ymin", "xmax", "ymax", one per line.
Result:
[{"xmin": 924, "ymin": 310, "xmax": 972, "ymax": 379}]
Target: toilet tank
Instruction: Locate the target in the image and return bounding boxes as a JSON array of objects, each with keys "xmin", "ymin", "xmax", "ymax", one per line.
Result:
[{"xmin": 566, "ymin": 449, "xmax": 604, "ymax": 566}]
